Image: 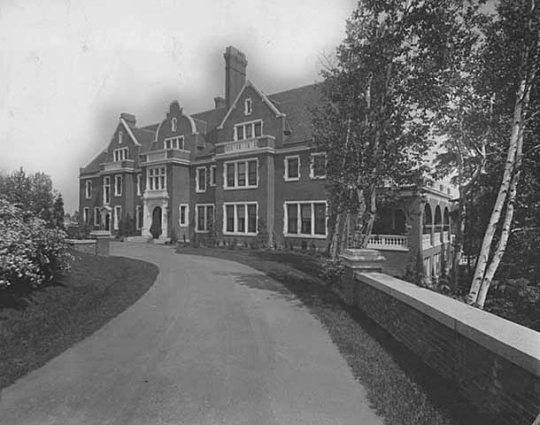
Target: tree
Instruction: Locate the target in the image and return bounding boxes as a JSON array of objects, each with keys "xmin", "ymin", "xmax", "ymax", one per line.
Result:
[
  {"xmin": 313, "ymin": 0, "xmax": 480, "ymax": 259},
  {"xmin": 53, "ymin": 194, "xmax": 65, "ymax": 230},
  {"xmin": 467, "ymin": 0, "xmax": 540, "ymax": 308}
]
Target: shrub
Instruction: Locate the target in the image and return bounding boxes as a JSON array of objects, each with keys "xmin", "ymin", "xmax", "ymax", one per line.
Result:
[
  {"xmin": 0, "ymin": 199, "xmax": 72, "ymax": 289},
  {"xmin": 321, "ymin": 258, "xmax": 345, "ymax": 287}
]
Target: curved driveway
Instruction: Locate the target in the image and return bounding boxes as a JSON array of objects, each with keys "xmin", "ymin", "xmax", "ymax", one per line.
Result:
[{"xmin": 1, "ymin": 243, "xmax": 382, "ymax": 425}]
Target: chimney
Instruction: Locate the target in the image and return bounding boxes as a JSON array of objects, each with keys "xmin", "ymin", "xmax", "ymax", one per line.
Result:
[
  {"xmin": 214, "ymin": 96, "xmax": 226, "ymax": 109},
  {"xmin": 224, "ymin": 46, "xmax": 247, "ymax": 108},
  {"xmin": 120, "ymin": 113, "xmax": 136, "ymax": 126}
]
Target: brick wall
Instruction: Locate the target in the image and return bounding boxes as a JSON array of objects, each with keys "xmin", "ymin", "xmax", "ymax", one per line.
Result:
[{"xmin": 338, "ymin": 268, "xmax": 540, "ymax": 425}]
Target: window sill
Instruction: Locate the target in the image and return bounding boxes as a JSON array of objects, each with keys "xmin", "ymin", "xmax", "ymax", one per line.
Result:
[
  {"xmin": 284, "ymin": 233, "xmax": 327, "ymax": 239},
  {"xmin": 284, "ymin": 177, "xmax": 300, "ymax": 182},
  {"xmin": 223, "ymin": 186, "xmax": 258, "ymax": 191},
  {"xmin": 223, "ymin": 232, "xmax": 257, "ymax": 236}
]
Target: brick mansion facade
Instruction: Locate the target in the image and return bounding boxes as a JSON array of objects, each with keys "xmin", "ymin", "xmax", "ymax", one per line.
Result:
[{"xmin": 79, "ymin": 46, "xmax": 456, "ymax": 279}]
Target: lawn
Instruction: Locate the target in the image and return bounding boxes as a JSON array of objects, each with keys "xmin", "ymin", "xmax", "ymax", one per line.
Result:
[
  {"xmin": 0, "ymin": 249, "xmax": 158, "ymax": 391},
  {"xmin": 176, "ymin": 245, "xmax": 489, "ymax": 425}
]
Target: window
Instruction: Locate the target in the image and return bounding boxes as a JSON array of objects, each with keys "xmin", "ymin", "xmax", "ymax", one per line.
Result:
[
  {"xmin": 113, "ymin": 147, "xmax": 128, "ymax": 162},
  {"xmin": 171, "ymin": 117, "xmax": 177, "ymax": 132},
  {"xmin": 284, "ymin": 156, "xmax": 300, "ymax": 181},
  {"xmin": 94, "ymin": 207, "xmax": 100, "ymax": 227},
  {"xmin": 196, "ymin": 167, "xmax": 207, "ymax": 193},
  {"xmin": 195, "ymin": 204, "xmax": 214, "ymax": 232},
  {"xmin": 118, "ymin": 130, "xmax": 123, "ymax": 144},
  {"xmin": 310, "ymin": 153, "xmax": 327, "ymax": 179},
  {"xmin": 147, "ymin": 167, "xmax": 166, "ymax": 190},
  {"xmin": 136, "ymin": 205, "xmax": 143, "ymax": 230},
  {"xmin": 234, "ymin": 120, "xmax": 262, "ymax": 141},
  {"xmin": 284, "ymin": 202, "xmax": 327, "ymax": 237},
  {"xmin": 210, "ymin": 165, "xmax": 217, "ymax": 186},
  {"xmin": 244, "ymin": 98, "xmax": 252, "ymax": 115},
  {"xmin": 164, "ymin": 136, "xmax": 185, "ymax": 150},
  {"xmin": 136, "ymin": 174, "xmax": 142, "ymax": 196},
  {"xmin": 114, "ymin": 175, "xmax": 122, "ymax": 196},
  {"xmin": 223, "ymin": 203, "xmax": 257, "ymax": 235},
  {"xmin": 179, "ymin": 204, "xmax": 189, "ymax": 227},
  {"xmin": 114, "ymin": 206, "xmax": 121, "ymax": 231},
  {"xmin": 103, "ymin": 176, "xmax": 111, "ymax": 204},
  {"xmin": 85, "ymin": 180, "xmax": 92, "ymax": 199},
  {"xmin": 83, "ymin": 207, "xmax": 89, "ymax": 225},
  {"xmin": 223, "ymin": 159, "xmax": 258, "ymax": 189}
]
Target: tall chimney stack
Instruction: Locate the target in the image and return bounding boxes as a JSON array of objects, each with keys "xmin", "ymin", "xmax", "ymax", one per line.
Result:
[{"xmin": 224, "ymin": 46, "xmax": 247, "ymax": 108}]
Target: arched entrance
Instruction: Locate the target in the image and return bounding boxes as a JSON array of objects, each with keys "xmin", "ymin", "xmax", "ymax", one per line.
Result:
[{"xmin": 150, "ymin": 206, "xmax": 162, "ymax": 239}]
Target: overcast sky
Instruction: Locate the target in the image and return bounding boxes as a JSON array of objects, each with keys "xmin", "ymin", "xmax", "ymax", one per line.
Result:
[{"xmin": 0, "ymin": 0, "xmax": 355, "ymax": 212}]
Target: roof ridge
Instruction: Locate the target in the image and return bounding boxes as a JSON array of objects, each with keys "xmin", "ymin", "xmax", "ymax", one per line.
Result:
[{"xmin": 268, "ymin": 81, "xmax": 322, "ymax": 98}]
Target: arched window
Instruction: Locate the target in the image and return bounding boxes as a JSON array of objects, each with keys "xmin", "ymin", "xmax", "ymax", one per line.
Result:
[
  {"xmin": 171, "ymin": 117, "xmax": 177, "ymax": 132},
  {"xmin": 423, "ymin": 203, "xmax": 432, "ymax": 235},
  {"xmin": 118, "ymin": 130, "xmax": 123, "ymax": 144},
  {"xmin": 434, "ymin": 205, "xmax": 442, "ymax": 232}
]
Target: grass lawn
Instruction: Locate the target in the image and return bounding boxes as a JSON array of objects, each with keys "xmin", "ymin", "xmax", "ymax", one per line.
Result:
[
  {"xmin": 0, "ymin": 249, "xmax": 158, "ymax": 391},
  {"xmin": 176, "ymin": 245, "xmax": 489, "ymax": 425}
]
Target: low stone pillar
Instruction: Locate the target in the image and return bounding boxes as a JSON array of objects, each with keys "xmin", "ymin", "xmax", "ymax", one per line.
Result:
[
  {"xmin": 90, "ymin": 230, "xmax": 111, "ymax": 256},
  {"xmin": 339, "ymin": 249, "xmax": 386, "ymax": 305}
]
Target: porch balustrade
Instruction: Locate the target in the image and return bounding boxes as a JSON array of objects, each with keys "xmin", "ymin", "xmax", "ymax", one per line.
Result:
[{"xmin": 367, "ymin": 234, "xmax": 408, "ymax": 251}]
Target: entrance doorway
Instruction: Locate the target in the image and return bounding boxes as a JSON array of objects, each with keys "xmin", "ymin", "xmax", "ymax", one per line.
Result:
[
  {"xmin": 150, "ymin": 206, "xmax": 162, "ymax": 239},
  {"xmin": 105, "ymin": 213, "xmax": 110, "ymax": 231}
]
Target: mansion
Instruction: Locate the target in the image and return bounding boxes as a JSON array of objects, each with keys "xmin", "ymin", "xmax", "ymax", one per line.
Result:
[{"xmin": 79, "ymin": 46, "xmax": 455, "ymax": 279}]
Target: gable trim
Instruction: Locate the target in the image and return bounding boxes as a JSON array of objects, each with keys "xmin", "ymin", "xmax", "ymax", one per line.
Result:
[
  {"xmin": 120, "ymin": 118, "xmax": 141, "ymax": 146},
  {"xmin": 217, "ymin": 80, "xmax": 285, "ymax": 130}
]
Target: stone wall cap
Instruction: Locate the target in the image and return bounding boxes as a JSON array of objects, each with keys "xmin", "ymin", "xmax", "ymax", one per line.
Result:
[
  {"xmin": 90, "ymin": 230, "xmax": 112, "ymax": 237},
  {"xmin": 66, "ymin": 239, "xmax": 96, "ymax": 244}
]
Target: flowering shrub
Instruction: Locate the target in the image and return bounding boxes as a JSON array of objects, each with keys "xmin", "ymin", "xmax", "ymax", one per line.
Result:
[{"xmin": 0, "ymin": 199, "xmax": 72, "ymax": 289}]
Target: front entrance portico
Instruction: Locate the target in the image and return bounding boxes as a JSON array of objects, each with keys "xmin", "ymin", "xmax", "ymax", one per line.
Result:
[{"xmin": 142, "ymin": 189, "xmax": 169, "ymax": 241}]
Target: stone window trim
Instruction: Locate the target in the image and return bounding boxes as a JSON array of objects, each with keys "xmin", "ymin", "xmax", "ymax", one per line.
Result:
[
  {"xmin": 284, "ymin": 155, "xmax": 301, "ymax": 182},
  {"xmin": 135, "ymin": 205, "xmax": 142, "ymax": 230},
  {"xmin": 136, "ymin": 174, "xmax": 142, "ymax": 196},
  {"xmin": 113, "ymin": 147, "xmax": 128, "ymax": 162},
  {"xmin": 309, "ymin": 152, "xmax": 327, "ymax": 180},
  {"xmin": 209, "ymin": 165, "xmax": 217, "ymax": 187},
  {"xmin": 164, "ymin": 136, "xmax": 185, "ymax": 150},
  {"xmin": 118, "ymin": 130, "xmax": 123, "ymax": 144},
  {"xmin": 171, "ymin": 117, "xmax": 177, "ymax": 132},
  {"xmin": 147, "ymin": 166, "xmax": 166, "ymax": 191},
  {"xmin": 114, "ymin": 175, "xmax": 122, "ymax": 197},
  {"xmin": 113, "ymin": 205, "xmax": 122, "ymax": 231},
  {"xmin": 85, "ymin": 180, "xmax": 92, "ymax": 199},
  {"xmin": 103, "ymin": 176, "xmax": 111, "ymax": 205},
  {"xmin": 233, "ymin": 119, "xmax": 263, "ymax": 141},
  {"xmin": 179, "ymin": 204, "xmax": 189, "ymax": 227},
  {"xmin": 223, "ymin": 202, "xmax": 258, "ymax": 236},
  {"xmin": 195, "ymin": 204, "xmax": 215, "ymax": 233},
  {"xmin": 83, "ymin": 207, "xmax": 90, "ymax": 225},
  {"xmin": 283, "ymin": 201, "xmax": 327, "ymax": 239},
  {"xmin": 244, "ymin": 98, "xmax": 252, "ymax": 115},
  {"xmin": 223, "ymin": 158, "xmax": 258, "ymax": 190},
  {"xmin": 196, "ymin": 166, "xmax": 207, "ymax": 193}
]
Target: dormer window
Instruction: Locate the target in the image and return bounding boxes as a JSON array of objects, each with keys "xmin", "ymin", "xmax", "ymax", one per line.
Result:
[
  {"xmin": 113, "ymin": 147, "xmax": 128, "ymax": 162},
  {"xmin": 118, "ymin": 130, "xmax": 123, "ymax": 144},
  {"xmin": 171, "ymin": 117, "xmax": 177, "ymax": 132},
  {"xmin": 164, "ymin": 136, "xmax": 185, "ymax": 150},
  {"xmin": 244, "ymin": 98, "xmax": 252, "ymax": 115},
  {"xmin": 234, "ymin": 120, "xmax": 262, "ymax": 141}
]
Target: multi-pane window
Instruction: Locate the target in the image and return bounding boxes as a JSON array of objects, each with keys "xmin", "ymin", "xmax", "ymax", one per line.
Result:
[
  {"xmin": 94, "ymin": 207, "xmax": 100, "ymax": 227},
  {"xmin": 83, "ymin": 207, "xmax": 89, "ymax": 225},
  {"xmin": 244, "ymin": 98, "xmax": 252, "ymax": 115},
  {"xmin": 85, "ymin": 180, "xmax": 92, "ymax": 198},
  {"xmin": 164, "ymin": 136, "xmax": 184, "ymax": 150},
  {"xmin": 224, "ymin": 159, "xmax": 258, "ymax": 189},
  {"xmin": 114, "ymin": 206, "xmax": 121, "ymax": 231},
  {"xmin": 234, "ymin": 120, "xmax": 262, "ymax": 141},
  {"xmin": 196, "ymin": 167, "xmax": 207, "ymax": 192},
  {"xmin": 103, "ymin": 176, "xmax": 111, "ymax": 204},
  {"xmin": 196, "ymin": 204, "xmax": 214, "ymax": 232},
  {"xmin": 114, "ymin": 175, "xmax": 122, "ymax": 196},
  {"xmin": 210, "ymin": 165, "xmax": 217, "ymax": 186},
  {"xmin": 136, "ymin": 174, "xmax": 142, "ymax": 196},
  {"xmin": 284, "ymin": 156, "xmax": 300, "ymax": 181},
  {"xmin": 310, "ymin": 153, "xmax": 327, "ymax": 179},
  {"xmin": 224, "ymin": 203, "xmax": 257, "ymax": 235},
  {"xmin": 113, "ymin": 147, "xmax": 128, "ymax": 162},
  {"xmin": 179, "ymin": 204, "xmax": 188, "ymax": 227},
  {"xmin": 148, "ymin": 167, "xmax": 166, "ymax": 190},
  {"xmin": 284, "ymin": 202, "xmax": 327, "ymax": 237}
]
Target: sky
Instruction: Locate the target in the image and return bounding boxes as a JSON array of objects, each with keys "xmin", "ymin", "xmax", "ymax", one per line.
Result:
[{"xmin": 0, "ymin": 0, "xmax": 356, "ymax": 213}]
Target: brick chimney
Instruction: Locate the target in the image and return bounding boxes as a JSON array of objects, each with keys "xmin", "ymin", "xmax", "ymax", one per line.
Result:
[
  {"xmin": 224, "ymin": 46, "xmax": 247, "ymax": 108},
  {"xmin": 214, "ymin": 96, "xmax": 226, "ymax": 109},
  {"xmin": 120, "ymin": 113, "xmax": 136, "ymax": 126}
]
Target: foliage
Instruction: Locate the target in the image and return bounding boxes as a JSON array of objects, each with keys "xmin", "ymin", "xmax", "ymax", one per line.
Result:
[
  {"xmin": 52, "ymin": 195, "xmax": 65, "ymax": 230},
  {"xmin": 321, "ymin": 258, "xmax": 345, "ymax": 287},
  {"xmin": 118, "ymin": 214, "xmax": 135, "ymax": 238},
  {"xmin": 0, "ymin": 199, "xmax": 72, "ymax": 289},
  {"xmin": 255, "ymin": 219, "xmax": 270, "ymax": 249}
]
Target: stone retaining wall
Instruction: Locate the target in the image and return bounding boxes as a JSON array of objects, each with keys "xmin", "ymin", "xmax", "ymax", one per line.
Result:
[
  {"xmin": 338, "ymin": 250, "xmax": 540, "ymax": 425},
  {"xmin": 66, "ymin": 239, "xmax": 96, "ymax": 255}
]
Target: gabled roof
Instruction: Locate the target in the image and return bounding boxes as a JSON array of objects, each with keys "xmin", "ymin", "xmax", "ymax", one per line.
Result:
[
  {"xmin": 80, "ymin": 150, "xmax": 107, "ymax": 176},
  {"xmin": 130, "ymin": 126, "xmax": 155, "ymax": 152},
  {"xmin": 269, "ymin": 83, "xmax": 322, "ymax": 144}
]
